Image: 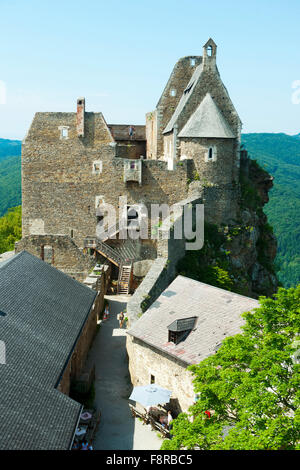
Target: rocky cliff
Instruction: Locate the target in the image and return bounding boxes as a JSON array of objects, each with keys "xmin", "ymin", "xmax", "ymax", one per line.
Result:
[{"xmin": 177, "ymin": 157, "xmax": 278, "ymax": 298}]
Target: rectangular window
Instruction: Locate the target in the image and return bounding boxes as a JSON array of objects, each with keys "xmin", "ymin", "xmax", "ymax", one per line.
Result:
[
  {"xmin": 42, "ymin": 245, "xmax": 54, "ymax": 264},
  {"xmin": 130, "ymin": 162, "xmax": 136, "ymax": 170},
  {"xmin": 169, "ymin": 330, "xmax": 177, "ymax": 343},
  {"xmin": 93, "ymin": 161, "xmax": 102, "ymax": 174},
  {"xmin": 150, "ymin": 374, "xmax": 155, "ymax": 384},
  {"xmin": 59, "ymin": 126, "xmax": 69, "ymax": 140}
]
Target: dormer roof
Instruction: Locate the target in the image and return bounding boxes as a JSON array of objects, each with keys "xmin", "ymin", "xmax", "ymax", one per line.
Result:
[{"xmin": 178, "ymin": 93, "xmax": 235, "ymax": 138}]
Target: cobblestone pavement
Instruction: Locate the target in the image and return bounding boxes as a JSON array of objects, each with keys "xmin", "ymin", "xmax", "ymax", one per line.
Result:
[{"xmin": 86, "ymin": 295, "xmax": 162, "ymax": 450}]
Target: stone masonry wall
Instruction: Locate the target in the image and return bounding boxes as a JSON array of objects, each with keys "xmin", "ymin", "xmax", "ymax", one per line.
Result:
[
  {"xmin": 148, "ymin": 56, "xmax": 202, "ymax": 159},
  {"xmin": 15, "ymin": 235, "xmax": 94, "ymax": 281},
  {"xmin": 127, "ymin": 196, "xmax": 202, "ymax": 325},
  {"xmin": 180, "ymin": 137, "xmax": 239, "ymax": 185},
  {"xmin": 58, "ymin": 290, "xmax": 103, "ymax": 396},
  {"xmin": 22, "ymin": 112, "xmax": 191, "ymax": 252},
  {"xmin": 126, "ymin": 335, "xmax": 195, "ymax": 414}
]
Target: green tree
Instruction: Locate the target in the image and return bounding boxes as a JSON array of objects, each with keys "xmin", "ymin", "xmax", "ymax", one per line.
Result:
[
  {"xmin": 0, "ymin": 206, "xmax": 22, "ymax": 253},
  {"xmin": 161, "ymin": 286, "xmax": 300, "ymax": 450}
]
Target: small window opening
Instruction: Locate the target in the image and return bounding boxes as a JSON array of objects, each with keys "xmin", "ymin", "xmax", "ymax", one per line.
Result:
[
  {"xmin": 150, "ymin": 375, "xmax": 155, "ymax": 384},
  {"xmin": 95, "ymin": 196, "xmax": 104, "ymax": 208},
  {"xmin": 70, "ymin": 229, "xmax": 74, "ymax": 238},
  {"xmin": 208, "ymin": 147, "xmax": 213, "ymax": 160},
  {"xmin": 93, "ymin": 161, "xmax": 102, "ymax": 174},
  {"xmin": 169, "ymin": 331, "xmax": 177, "ymax": 343},
  {"xmin": 61, "ymin": 128, "xmax": 68, "ymax": 139},
  {"xmin": 190, "ymin": 58, "xmax": 196, "ymax": 66},
  {"xmin": 78, "ymin": 100, "xmax": 82, "ymax": 105},
  {"xmin": 130, "ymin": 161, "xmax": 136, "ymax": 169},
  {"xmin": 42, "ymin": 245, "xmax": 54, "ymax": 265},
  {"xmin": 170, "ymin": 89, "xmax": 176, "ymax": 97},
  {"xmin": 207, "ymin": 45, "xmax": 213, "ymax": 57}
]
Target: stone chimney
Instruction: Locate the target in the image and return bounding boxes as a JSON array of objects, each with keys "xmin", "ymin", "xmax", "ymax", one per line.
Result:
[{"xmin": 77, "ymin": 97, "xmax": 85, "ymax": 137}]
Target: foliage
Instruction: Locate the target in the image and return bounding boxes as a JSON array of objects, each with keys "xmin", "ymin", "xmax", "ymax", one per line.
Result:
[
  {"xmin": 0, "ymin": 155, "xmax": 21, "ymax": 217},
  {"xmin": 177, "ymin": 223, "xmax": 234, "ymax": 292},
  {"xmin": 240, "ymin": 173, "xmax": 261, "ymax": 210},
  {"xmin": 242, "ymin": 133, "xmax": 300, "ymax": 288},
  {"xmin": 161, "ymin": 286, "xmax": 300, "ymax": 450},
  {"xmin": 0, "ymin": 206, "xmax": 22, "ymax": 253}
]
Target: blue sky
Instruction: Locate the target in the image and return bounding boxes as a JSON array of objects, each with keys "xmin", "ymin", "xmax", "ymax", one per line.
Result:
[{"xmin": 0, "ymin": 0, "xmax": 299, "ymax": 139}]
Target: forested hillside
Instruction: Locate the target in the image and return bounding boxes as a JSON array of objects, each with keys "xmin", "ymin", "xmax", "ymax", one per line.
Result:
[
  {"xmin": 242, "ymin": 133, "xmax": 300, "ymax": 287},
  {"xmin": 0, "ymin": 154, "xmax": 21, "ymax": 217},
  {"xmin": 0, "ymin": 138, "xmax": 21, "ymax": 160}
]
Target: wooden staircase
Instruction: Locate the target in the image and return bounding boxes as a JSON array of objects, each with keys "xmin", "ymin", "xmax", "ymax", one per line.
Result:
[{"xmin": 117, "ymin": 262, "xmax": 133, "ymax": 295}]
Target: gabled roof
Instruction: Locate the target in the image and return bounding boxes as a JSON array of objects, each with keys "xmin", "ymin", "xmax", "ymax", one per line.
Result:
[
  {"xmin": 178, "ymin": 93, "xmax": 235, "ymax": 138},
  {"xmin": 163, "ymin": 63, "xmax": 204, "ymax": 134},
  {"xmin": 127, "ymin": 276, "xmax": 259, "ymax": 365},
  {"xmin": 0, "ymin": 251, "xmax": 97, "ymax": 450}
]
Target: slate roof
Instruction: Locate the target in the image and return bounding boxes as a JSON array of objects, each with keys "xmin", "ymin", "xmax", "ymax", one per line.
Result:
[
  {"xmin": 178, "ymin": 93, "xmax": 235, "ymax": 138},
  {"xmin": 163, "ymin": 63, "xmax": 204, "ymax": 134},
  {"xmin": 127, "ymin": 276, "xmax": 259, "ymax": 365},
  {"xmin": 0, "ymin": 251, "xmax": 97, "ymax": 450}
]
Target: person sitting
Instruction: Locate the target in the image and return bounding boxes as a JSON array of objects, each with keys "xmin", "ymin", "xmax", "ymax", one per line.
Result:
[
  {"xmin": 81, "ymin": 439, "xmax": 89, "ymax": 450},
  {"xmin": 159, "ymin": 415, "xmax": 168, "ymax": 428}
]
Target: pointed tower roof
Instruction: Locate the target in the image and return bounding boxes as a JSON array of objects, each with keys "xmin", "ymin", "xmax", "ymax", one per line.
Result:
[{"xmin": 178, "ymin": 93, "xmax": 235, "ymax": 138}]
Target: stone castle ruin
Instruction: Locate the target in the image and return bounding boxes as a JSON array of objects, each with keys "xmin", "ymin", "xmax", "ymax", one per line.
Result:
[{"xmin": 16, "ymin": 39, "xmax": 277, "ymax": 302}]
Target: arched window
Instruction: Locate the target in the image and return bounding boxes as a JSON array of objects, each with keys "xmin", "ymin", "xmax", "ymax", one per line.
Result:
[
  {"xmin": 207, "ymin": 45, "xmax": 213, "ymax": 57},
  {"xmin": 206, "ymin": 146, "xmax": 217, "ymax": 162}
]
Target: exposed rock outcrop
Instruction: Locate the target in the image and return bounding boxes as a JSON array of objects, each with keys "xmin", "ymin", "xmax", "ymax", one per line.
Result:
[{"xmin": 177, "ymin": 157, "xmax": 279, "ymax": 298}]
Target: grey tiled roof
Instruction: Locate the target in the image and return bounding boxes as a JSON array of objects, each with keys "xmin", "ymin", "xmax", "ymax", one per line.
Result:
[
  {"xmin": 178, "ymin": 93, "xmax": 235, "ymax": 138},
  {"xmin": 127, "ymin": 276, "xmax": 259, "ymax": 365},
  {"xmin": 0, "ymin": 251, "xmax": 97, "ymax": 450}
]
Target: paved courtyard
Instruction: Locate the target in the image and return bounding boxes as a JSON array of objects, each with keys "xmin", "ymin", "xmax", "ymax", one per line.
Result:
[{"xmin": 86, "ymin": 295, "xmax": 162, "ymax": 450}]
